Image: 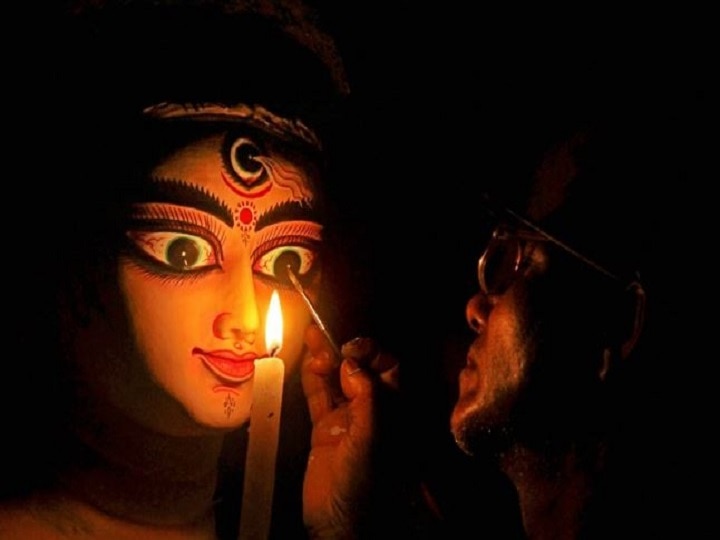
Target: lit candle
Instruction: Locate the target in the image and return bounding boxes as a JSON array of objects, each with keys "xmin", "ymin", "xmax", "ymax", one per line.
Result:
[{"xmin": 238, "ymin": 290, "xmax": 285, "ymax": 540}]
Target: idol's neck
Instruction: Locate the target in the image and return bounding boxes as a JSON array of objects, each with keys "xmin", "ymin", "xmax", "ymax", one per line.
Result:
[{"xmin": 55, "ymin": 399, "xmax": 226, "ymax": 529}]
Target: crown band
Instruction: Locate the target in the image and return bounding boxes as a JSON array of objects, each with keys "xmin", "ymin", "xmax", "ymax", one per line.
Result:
[{"xmin": 143, "ymin": 102, "xmax": 322, "ymax": 150}]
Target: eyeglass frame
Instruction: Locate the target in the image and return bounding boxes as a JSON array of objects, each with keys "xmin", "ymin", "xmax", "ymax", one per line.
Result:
[{"xmin": 477, "ymin": 205, "xmax": 642, "ymax": 297}]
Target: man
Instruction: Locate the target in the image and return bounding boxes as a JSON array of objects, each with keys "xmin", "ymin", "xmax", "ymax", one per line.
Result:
[{"xmin": 449, "ymin": 121, "xmax": 655, "ymax": 539}]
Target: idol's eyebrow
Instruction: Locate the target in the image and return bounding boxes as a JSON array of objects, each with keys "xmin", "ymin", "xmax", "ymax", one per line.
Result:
[
  {"xmin": 132, "ymin": 177, "xmax": 234, "ymax": 227},
  {"xmin": 255, "ymin": 200, "xmax": 321, "ymax": 231}
]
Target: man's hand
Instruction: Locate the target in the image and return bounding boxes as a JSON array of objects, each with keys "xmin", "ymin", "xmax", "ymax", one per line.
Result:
[{"xmin": 301, "ymin": 324, "xmax": 399, "ymax": 539}]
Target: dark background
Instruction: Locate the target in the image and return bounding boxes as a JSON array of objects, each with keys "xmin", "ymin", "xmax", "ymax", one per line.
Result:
[{"xmin": 306, "ymin": 1, "xmax": 711, "ymax": 536}]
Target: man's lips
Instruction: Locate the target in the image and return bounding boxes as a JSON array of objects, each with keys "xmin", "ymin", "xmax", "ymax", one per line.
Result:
[
  {"xmin": 193, "ymin": 347, "xmax": 257, "ymax": 383},
  {"xmin": 458, "ymin": 353, "xmax": 480, "ymax": 397},
  {"xmin": 464, "ymin": 351, "xmax": 479, "ymax": 370}
]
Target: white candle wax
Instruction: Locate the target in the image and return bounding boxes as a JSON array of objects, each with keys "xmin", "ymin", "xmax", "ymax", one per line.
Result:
[
  {"xmin": 239, "ymin": 289, "xmax": 284, "ymax": 540},
  {"xmin": 238, "ymin": 356, "xmax": 285, "ymax": 540}
]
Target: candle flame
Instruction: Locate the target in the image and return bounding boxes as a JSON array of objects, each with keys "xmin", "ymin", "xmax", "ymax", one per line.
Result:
[{"xmin": 265, "ymin": 290, "xmax": 283, "ymax": 355}]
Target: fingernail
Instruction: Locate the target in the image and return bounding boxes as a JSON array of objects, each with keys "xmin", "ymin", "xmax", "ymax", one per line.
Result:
[
  {"xmin": 341, "ymin": 336, "xmax": 378, "ymax": 361},
  {"xmin": 345, "ymin": 358, "xmax": 362, "ymax": 376}
]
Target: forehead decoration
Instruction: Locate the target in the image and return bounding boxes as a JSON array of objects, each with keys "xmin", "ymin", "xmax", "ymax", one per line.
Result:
[
  {"xmin": 221, "ymin": 133, "xmax": 314, "ymax": 202},
  {"xmin": 235, "ymin": 200, "xmax": 256, "ymax": 245},
  {"xmin": 144, "ymin": 102, "xmax": 319, "ymax": 204}
]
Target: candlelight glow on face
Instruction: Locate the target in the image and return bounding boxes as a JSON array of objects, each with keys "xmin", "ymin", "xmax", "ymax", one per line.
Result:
[{"xmin": 266, "ymin": 290, "xmax": 283, "ymax": 357}]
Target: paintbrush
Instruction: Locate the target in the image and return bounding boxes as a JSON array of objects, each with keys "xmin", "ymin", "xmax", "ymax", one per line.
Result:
[{"xmin": 285, "ymin": 265, "xmax": 341, "ymax": 357}]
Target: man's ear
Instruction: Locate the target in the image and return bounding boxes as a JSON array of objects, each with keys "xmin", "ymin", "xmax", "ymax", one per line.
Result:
[
  {"xmin": 619, "ymin": 281, "xmax": 646, "ymax": 360},
  {"xmin": 599, "ymin": 281, "xmax": 646, "ymax": 381}
]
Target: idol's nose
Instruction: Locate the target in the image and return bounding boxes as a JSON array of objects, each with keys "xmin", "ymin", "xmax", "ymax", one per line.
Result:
[{"xmin": 212, "ymin": 259, "xmax": 259, "ymax": 347}]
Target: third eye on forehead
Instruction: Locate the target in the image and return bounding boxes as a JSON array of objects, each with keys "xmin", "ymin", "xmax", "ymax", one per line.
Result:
[
  {"xmin": 230, "ymin": 136, "xmax": 262, "ymax": 176},
  {"xmin": 221, "ymin": 126, "xmax": 314, "ymax": 187}
]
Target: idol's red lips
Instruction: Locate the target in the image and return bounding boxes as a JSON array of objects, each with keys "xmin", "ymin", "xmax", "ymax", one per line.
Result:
[{"xmin": 193, "ymin": 347, "xmax": 258, "ymax": 383}]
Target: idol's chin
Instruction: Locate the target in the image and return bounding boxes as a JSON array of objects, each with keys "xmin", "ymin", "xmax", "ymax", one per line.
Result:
[{"xmin": 186, "ymin": 409, "xmax": 252, "ymax": 433}]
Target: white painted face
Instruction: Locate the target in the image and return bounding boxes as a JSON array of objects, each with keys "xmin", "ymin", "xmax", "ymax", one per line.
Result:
[{"xmin": 71, "ymin": 109, "xmax": 324, "ymax": 435}]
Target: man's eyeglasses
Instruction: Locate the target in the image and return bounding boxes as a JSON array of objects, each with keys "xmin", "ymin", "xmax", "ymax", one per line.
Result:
[
  {"xmin": 478, "ymin": 227, "xmax": 548, "ymax": 296},
  {"xmin": 477, "ymin": 211, "xmax": 638, "ymax": 297}
]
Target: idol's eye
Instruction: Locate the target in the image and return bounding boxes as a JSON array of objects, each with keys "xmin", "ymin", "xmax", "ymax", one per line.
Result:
[
  {"xmin": 229, "ymin": 137, "xmax": 265, "ymax": 183},
  {"xmin": 126, "ymin": 230, "xmax": 219, "ymax": 272},
  {"xmin": 253, "ymin": 244, "xmax": 318, "ymax": 285}
]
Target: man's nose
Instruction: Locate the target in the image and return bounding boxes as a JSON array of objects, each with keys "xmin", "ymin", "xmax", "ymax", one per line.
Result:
[{"xmin": 465, "ymin": 292, "xmax": 490, "ymax": 335}]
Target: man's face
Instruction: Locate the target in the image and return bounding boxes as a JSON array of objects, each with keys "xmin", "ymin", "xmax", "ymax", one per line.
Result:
[
  {"xmin": 450, "ymin": 235, "xmax": 549, "ymax": 455},
  {"xmin": 71, "ymin": 119, "xmax": 323, "ymax": 435},
  {"xmin": 450, "ymin": 222, "xmax": 612, "ymax": 456},
  {"xmin": 451, "ymin": 134, "xmax": 626, "ymax": 456}
]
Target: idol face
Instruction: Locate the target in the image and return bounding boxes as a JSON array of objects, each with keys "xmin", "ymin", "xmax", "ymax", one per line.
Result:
[{"xmin": 71, "ymin": 112, "xmax": 324, "ymax": 435}]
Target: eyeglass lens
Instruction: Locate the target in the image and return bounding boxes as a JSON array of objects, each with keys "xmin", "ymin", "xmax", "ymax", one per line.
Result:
[{"xmin": 479, "ymin": 236, "xmax": 522, "ymax": 295}]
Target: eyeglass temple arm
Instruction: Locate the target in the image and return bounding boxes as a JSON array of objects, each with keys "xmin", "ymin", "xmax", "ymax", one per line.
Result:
[
  {"xmin": 502, "ymin": 206, "xmax": 627, "ymax": 285},
  {"xmin": 480, "ymin": 192, "xmax": 642, "ymax": 291}
]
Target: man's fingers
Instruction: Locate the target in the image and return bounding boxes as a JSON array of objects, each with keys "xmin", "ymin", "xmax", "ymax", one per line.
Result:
[
  {"xmin": 339, "ymin": 358, "xmax": 375, "ymax": 443},
  {"xmin": 377, "ymin": 359, "xmax": 400, "ymax": 390},
  {"xmin": 305, "ymin": 322, "xmax": 337, "ymax": 359},
  {"xmin": 369, "ymin": 351, "xmax": 400, "ymax": 391},
  {"xmin": 310, "ymin": 404, "xmax": 351, "ymax": 447},
  {"xmin": 342, "ymin": 336, "xmax": 400, "ymax": 392},
  {"xmin": 303, "ymin": 360, "xmax": 336, "ymax": 424},
  {"xmin": 341, "ymin": 337, "xmax": 378, "ymax": 363},
  {"xmin": 302, "ymin": 324, "xmax": 342, "ymax": 424},
  {"xmin": 340, "ymin": 358, "xmax": 374, "ymax": 400},
  {"xmin": 303, "ymin": 329, "xmax": 400, "ymax": 424}
]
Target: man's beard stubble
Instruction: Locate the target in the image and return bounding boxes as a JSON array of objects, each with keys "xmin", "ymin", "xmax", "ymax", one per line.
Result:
[{"xmin": 451, "ymin": 303, "xmax": 541, "ymax": 460}]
